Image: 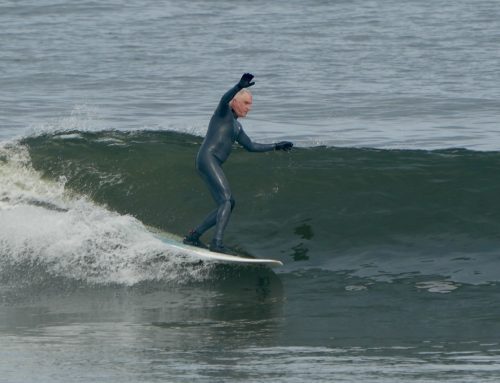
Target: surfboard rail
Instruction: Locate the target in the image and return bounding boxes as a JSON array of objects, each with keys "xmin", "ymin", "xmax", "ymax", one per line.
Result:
[{"xmin": 157, "ymin": 234, "xmax": 283, "ymax": 268}]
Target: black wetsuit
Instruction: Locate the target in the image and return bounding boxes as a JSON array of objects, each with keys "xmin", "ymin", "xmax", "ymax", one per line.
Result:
[{"xmin": 186, "ymin": 74, "xmax": 292, "ymax": 252}]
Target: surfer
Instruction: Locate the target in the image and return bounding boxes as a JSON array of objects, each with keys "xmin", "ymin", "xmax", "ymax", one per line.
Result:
[{"xmin": 183, "ymin": 73, "xmax": 293, "ymax": 253}]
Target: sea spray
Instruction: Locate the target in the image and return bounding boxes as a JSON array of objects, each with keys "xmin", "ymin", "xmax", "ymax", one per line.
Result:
[{"xmin": 0, "ymin": 143, "xmax": 212, "ymax": 286}]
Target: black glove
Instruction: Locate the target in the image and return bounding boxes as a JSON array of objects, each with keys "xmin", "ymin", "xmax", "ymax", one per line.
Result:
[
  {"xmin": 238, "ymin": 73, "xmax": 255, "ymax": 88},
  {"xmin": 275, "ymin": 141, "xmax": 293, "ymax": 151}
]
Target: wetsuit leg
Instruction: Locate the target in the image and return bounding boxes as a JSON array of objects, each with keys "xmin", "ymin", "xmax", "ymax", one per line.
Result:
[{"xmin": 195, "ymin": 154, "xmax": 235, "ymax": 244}]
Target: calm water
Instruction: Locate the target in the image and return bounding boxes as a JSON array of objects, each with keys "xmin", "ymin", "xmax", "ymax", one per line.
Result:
[
  {"xmin": 2, "ymin": 0, "xmax": 500, "ymax": 382},
  {"xmin": 2, "ymin": 0, "xmax": 500, "ymax": 148}
]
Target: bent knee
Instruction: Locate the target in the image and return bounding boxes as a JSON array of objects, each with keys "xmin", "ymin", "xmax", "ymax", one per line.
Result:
[{"xmin": 220, "ymin": 195, "xmax": 236, "ymax": 210}]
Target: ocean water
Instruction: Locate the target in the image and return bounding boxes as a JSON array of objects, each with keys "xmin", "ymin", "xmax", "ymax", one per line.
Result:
[{"xmin": 2, "ymin": 0, "xmax": 500, "ymax": 382}]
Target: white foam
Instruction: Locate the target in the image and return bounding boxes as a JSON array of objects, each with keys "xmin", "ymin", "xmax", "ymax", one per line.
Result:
[
  {"xmin": 415, "ymin": 280, "xmax": 460, "ymax": 294},
  {"xmin": 0, "ymin": 143, "xmax": 209, "ymax": 286}
]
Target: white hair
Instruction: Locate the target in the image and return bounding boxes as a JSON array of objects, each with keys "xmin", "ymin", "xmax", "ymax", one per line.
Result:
[{"xmin": 234, "ymin": 88, "xmax": 252, "ymax": 98}]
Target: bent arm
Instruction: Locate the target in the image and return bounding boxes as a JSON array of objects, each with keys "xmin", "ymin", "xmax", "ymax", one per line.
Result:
[
  {"xmin": 236, "ymin": 129, "xmax": 276, "ymax": 152},
  {"xmin": 215, "ymin": 73, "xmax": 255, "ymax": 116},
  {"xmin": 215, "ymin": 85, "xmax": 241, "ymax": 115}
]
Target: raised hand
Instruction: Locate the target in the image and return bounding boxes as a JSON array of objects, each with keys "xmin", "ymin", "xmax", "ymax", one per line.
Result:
[{"xmin": 238, "ymin": 73, "xmax": 255, "ymax": 88}]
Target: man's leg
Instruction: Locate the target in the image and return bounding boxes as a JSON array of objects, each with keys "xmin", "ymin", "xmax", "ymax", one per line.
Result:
[
  {"xmin": 185, "ymin": 156, "xmax": 235, "ymax": 252},
  {"xmin": 202, "ymin": 162, "xmax": 234, "ymax": 252},
  {"xmin": 212, "ymin": 194, "xmax": 235, "ymax": 248}
]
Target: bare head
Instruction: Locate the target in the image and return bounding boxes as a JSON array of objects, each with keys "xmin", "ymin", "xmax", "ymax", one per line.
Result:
[{"xmin": 230, "ymin": 88, "xmax": 253, "ymax": 118}]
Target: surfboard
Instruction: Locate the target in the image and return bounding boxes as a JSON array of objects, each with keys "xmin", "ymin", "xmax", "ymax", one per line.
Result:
[{"xmin": 157, "ymin": 233, "xmax": 283, "ymax": 268}]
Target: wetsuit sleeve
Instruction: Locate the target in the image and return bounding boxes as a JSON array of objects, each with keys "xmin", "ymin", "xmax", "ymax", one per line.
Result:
[
  {"xmin": 221, "ymin": 85, "xmax": 241, "ymax": 107},
  {"xmin": 215, "ymin": 74, "xmax": 255, "ymax": 116},
  {"xmin": 214, "ymin": 85, "xmax": 242, "ymax": 117},
  {"xmin": 236, "ymin": 128, "xmax": 276, "ymax": 152}
]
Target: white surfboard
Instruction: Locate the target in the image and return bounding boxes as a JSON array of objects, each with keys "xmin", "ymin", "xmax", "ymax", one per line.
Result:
[{"xmin": 157, "ymin": 234, "xmax": 283, "ymax": 268}]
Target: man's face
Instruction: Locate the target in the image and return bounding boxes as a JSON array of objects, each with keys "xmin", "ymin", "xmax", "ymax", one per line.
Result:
[{"xmin": 232, "ymin": 93, "xmax": 253, "ymax": 118}]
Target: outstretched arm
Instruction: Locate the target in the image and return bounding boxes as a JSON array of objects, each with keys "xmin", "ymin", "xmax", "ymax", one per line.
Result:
[
  {"xmin": 237, "ymin": 129, "xmax": 275, "ymax": 152},
  {"xmin": 237, "ymin": 128, "xmax": 294, "ymax": 152},
  {"xmin": 216, "ymin": 73, "xmax": 255, "ymax": 115}
]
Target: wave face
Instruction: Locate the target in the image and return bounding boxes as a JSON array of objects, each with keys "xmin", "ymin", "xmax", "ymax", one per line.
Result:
[{"xmin": 2, "ymin": 130, "xmax": 500, "ymax": 285}]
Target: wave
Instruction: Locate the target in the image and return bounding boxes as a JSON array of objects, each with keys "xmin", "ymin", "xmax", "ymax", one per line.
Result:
[
  {"xmin": 0, "ymin": 142, "xmax": 218, "ymax": 287},
  {"xmin": 2, "ymin": 130, "xmax": 500, "ymax": 285}
]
